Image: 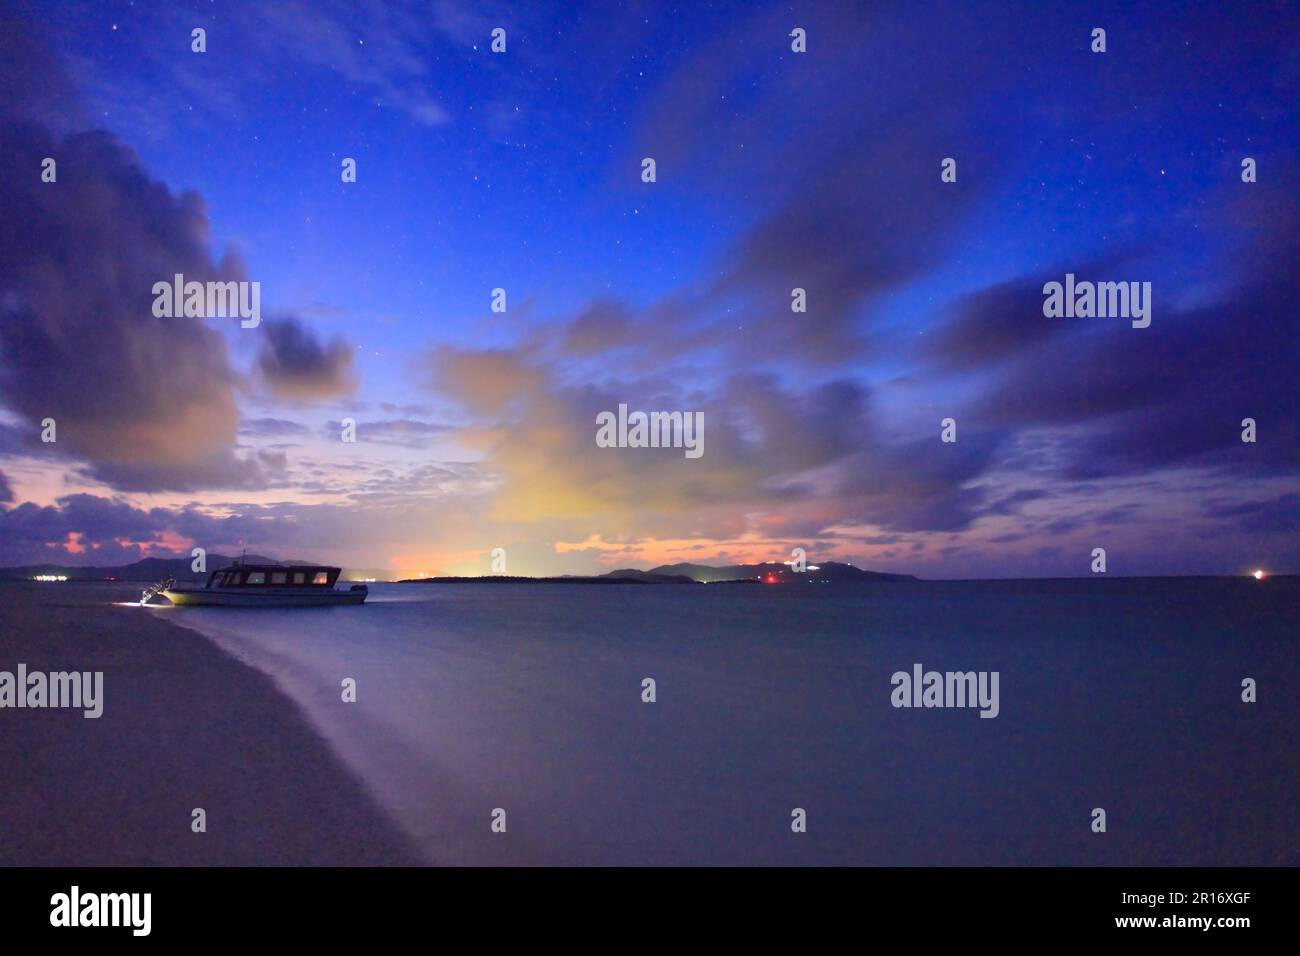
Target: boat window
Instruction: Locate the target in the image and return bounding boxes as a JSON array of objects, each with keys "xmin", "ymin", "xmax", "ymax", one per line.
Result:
[
  {"xmin": 220, "ymin": 572, "xmax": 236, "ymax": 587},
  {"xmin": 246, "ymin": 571, "xmax": 266, "ymax": 585},
  {"xmin": 292, "ymin": 572, "xmax": 306, "ymax": 584},
  {"xmin": 313, "ymin": 571, "xmax": 329, "ymax": 585},
  {"xmin": 271, "ymin": 571, "xmax": 287, "ymax": 584}
]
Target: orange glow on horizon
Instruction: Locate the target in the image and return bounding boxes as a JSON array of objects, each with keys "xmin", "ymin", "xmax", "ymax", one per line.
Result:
[{"xmin": 555, "ymin": 533, "xmax": 876, "ymax": 571}]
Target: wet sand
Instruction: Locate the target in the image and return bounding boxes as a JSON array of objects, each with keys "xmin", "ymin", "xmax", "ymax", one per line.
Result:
[{"xmin": 0, "ymin": 582, "xmax": 423, "ymax": 865}]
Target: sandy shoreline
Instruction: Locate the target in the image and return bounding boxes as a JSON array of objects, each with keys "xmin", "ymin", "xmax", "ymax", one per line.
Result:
[{"xmin": 0, "ymin": 582, "xmax": 423, "ymax": 865}]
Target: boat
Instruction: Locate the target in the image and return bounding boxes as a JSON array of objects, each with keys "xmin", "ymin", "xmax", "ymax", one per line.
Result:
[{"xmin": 152, "ymin": 564, "xmax": 368, "ymax": 607}]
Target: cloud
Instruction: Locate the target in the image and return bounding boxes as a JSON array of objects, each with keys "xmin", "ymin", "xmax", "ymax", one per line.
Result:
[
  {"xmin": 319, "ymin": 418, "xmax": 448, "ymax": 448},
  {"xmin": 1201, "ymin": 493, "xmax": 1300, "ymax": 535},
  {"xmin": 235, "ymin": 1, "xmax": 454, "ymax": 126},
  {"xmin": 970, "ymin": 183, "xmax": 1300, "ymax": 480},
  {"xmin": 0, "ymin": 486, "xmax": 505, "ymax": 573},
  {"xmin": 617, "ymin": 3, "xmax": 1029, "ymax": 367},
  {"xmin": 987, "ymin": 489, "xmax": 1050, "ymax": 516},
  {"xmin": 707, "ymin": 120, "xmax": 997, "ymax": 364},
  {"xmin": 0, "ymin": 493, "xmax": 178, "ymax": 565},
  {"xmin": 926, "ymin": 276, "xmax": 1074, "ymax": 372},
  {"xmin": 833, "ymin": 430, "xmax": 1008, "ymax": 533},
  {"xmin": 255, "ymin": 317, "xmax": 358, "ymax": 402},
  {"xmin": 0, "ymin": 119, "xmax": 271, "ymax": 492},
  {"xmin": 56, "ymin": 0, "xmax": 464, "ymax": 135},
  {"xmin": 561, "ymin": 300, "xmax": 634, "ymax": 355},
  {"xmin": 0, "ymin": 12, "xmax": 351, "ymax": 490},
  {"xmin": 239, "ymin": 417, "xmax": 312, "ymax": 439},
  {"xmin": 378, "ymin": 401, "xmax": 432, "ymax": 416},
  {"xmin": 0, "ymin": 492, "xmax": 289, "ymax": 565},
  {"xmin": 428, "ymin": 341, "xmax": 1002, "ymax": 544},
  {"xmin": 0, "ymin": 469, "xmax": 12, "ymax": 504},
  {"xmin": 428, "ymin": 347, "xmax": 549, "ymax": 416}
]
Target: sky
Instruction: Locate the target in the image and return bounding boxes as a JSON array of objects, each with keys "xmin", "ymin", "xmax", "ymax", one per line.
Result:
[{"xmin": 0, "ymin": 0, "xmax": 1296, "ymax": 578}]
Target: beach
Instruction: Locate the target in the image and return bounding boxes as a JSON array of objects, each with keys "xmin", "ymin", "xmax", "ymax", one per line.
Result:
[{"xmin": 0, "ymin": 582, "xmax": 420, "ymax": 866}]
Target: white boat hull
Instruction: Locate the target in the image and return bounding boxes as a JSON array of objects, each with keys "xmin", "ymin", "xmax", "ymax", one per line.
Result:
[{"xmin": 163, "ymin": 586, "xmax": 367, "ymax": 607}]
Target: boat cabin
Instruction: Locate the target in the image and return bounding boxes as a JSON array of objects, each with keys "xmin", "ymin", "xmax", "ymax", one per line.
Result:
[{"xmin": 206, "ymin": 565, "xmax": 342, "ymax": 589}]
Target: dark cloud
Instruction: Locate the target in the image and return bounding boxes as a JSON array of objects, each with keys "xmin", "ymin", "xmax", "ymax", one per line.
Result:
[
  {"xmin": 255, "ymin": 317, "xmax": 357, "ymax": 401},
  {"xmin": 1091, "ymin": 504, "xmax": 1141, "ymax": 526},
  {"xmin": 711, "ymin": 119, "xmax": 998, "ymax": 363},
  {"xmin": 0, "ymin": 13, "xmax": 354, "ymax": 489},
  {"xmin": 1041, "ymin": 516, "xmax": 1085, "ymax": 536},
  {"xmin": 0, "ymin": 491, "xmax": 306, "ymax": 566},
  {"xmin": 0, "ymin": 469, "xmax": 12, "ymax": 503},
  {"xmin": 0, "ymin": 9, "xmax": 273, "ymax": 494},
  {"xmin": 910, "ymin": 158, "xmax": 1299, "ymax": 488},
  {"xmin": 971, "ymin": 190, "xmax": 1299, "ymax": 480},
  {"xmin": 0, "ymin": 493, "xmax": 179, "ymax": 565},
  {"xmin": 988, "ymin": 489, "xmax": 1050, "ymax": 516},
  {"xmin": 0, "ymin": 119, "xmax": 273, "ymax": 492},
  {"xmin": 925, "ymin": 277, "xmax": 1073, "ymax": 373},
  {"xmin": 834, "ymin": 428, "xmax": 1009, "ymax": 533},
  {"xmin": 621, "ymin": 3, "xmax": 1035, "ymax": 367},
  {"xmin": 923, "ymin": 244, "xmax": 1155, "ymax": 373},
  {"xmin": 1201, "ymin": 493, "xmax": 1300, "ymax": 535},
  {"xmin": 561, "ymin": 300, "xmax": 634, "ymax": 355}
]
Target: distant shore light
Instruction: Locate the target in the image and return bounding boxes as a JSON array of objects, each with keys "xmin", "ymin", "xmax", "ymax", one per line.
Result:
[{"xmin": 1252, "ymin": 569, "xmax": 1265, "ymax": 580}]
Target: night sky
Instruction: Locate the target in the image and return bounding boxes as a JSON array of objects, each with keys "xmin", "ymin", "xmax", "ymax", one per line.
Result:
[{"xmin": 0, "ymin": 0, "xmax": 1296, "ymax": 577}]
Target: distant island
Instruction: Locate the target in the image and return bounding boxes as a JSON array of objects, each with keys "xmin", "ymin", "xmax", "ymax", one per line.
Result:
[{"xmin": 397, "ymin": 561, "xmax": 917, "ymax": 585}]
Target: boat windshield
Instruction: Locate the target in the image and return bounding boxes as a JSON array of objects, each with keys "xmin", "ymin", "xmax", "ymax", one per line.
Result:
[{"xmin": 211, "ymin": 567, "xmax": 336, "ymax": 587}]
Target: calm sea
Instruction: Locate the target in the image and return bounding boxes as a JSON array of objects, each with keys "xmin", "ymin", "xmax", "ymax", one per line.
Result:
[{"xmin": 165, "ymin": 577, "xmax": 1298, "ymax": 865}]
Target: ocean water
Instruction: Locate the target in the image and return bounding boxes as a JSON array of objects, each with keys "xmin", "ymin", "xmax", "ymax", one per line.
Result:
[{"xmin": 162, "ymin": 578, "xmax": 1298, "ymax": 865}]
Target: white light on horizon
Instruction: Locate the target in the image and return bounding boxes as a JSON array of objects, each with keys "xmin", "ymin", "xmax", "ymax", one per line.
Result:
[{"xmin": 1253, "ymin": 569, "xmax": 1266, "ymax": 580}]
